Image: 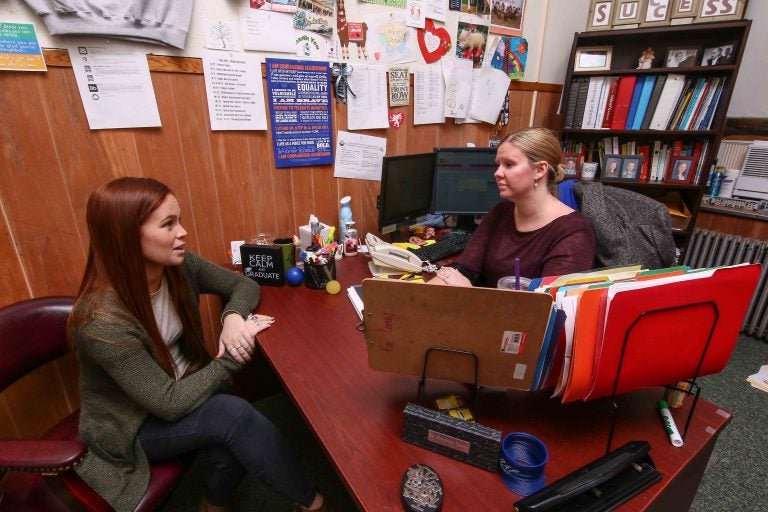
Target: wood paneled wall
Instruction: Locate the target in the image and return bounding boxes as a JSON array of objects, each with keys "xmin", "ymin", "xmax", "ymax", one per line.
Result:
[{"xmin": 0, "ymin": 50, "xmax": 562, "ymax": 438}]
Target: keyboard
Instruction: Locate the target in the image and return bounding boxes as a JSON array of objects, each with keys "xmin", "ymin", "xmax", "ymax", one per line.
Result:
[{"xmin": 408, "ymin": 232, "xmax": 473, "ymax": 263}]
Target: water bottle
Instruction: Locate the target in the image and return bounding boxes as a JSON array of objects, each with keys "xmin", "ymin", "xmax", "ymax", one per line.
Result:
[{"xmin": 339, "ymin": 196, "xmax": 352, "ymax": 244}]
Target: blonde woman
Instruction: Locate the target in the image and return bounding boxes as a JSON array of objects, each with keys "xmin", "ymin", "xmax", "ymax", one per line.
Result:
[{"xmin": 431, "ymin": 128, "xmax": 595, "ymax": 287}]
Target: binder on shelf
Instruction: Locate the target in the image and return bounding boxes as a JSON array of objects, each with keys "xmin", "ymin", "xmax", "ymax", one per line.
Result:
[
  {"xmin": 623, "ymin": 77, "xmax": 645, "ymax": 130},
  {"xmin": 582, "ymin": 77, "xmax": 606, "ymax": 129},
  {"xmin": 630, "ymin": 75, "xmax": 657, "ymax": 130},
  {"xmin": 639, "ymin": 74, "xmax": 666, "ymax": 130},
  {"xmin": 572, "ymin": 77, "xmax": 591, "ymax": 128},
  {"xmin": 362, "ymin": 279, "xmax": 555, "ymax": 390},
  {"xmin": 649, "ymin": 73, "xmax": 686, "ymax": 130},
  {"xmin": 601, "ymin": 77, "xmax": 620, "ymax": 128},
  {"xmin": 609, "ymin": 75, "xmax": 638, "ymax": 130}
]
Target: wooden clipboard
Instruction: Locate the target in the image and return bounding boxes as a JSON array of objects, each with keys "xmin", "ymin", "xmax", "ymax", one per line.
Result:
[{"xmin": 363, "ymin": 279, "xmax": 555, "ymax": 390}]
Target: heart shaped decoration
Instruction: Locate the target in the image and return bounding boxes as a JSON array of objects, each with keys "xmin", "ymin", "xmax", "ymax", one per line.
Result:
[
  {"xmin": 417, "ymin": 19, "xmax": 451, "ymax": 64},
  {"xmin": 389, "ymin": 111, "xmax": 405, "ymax": 129}
]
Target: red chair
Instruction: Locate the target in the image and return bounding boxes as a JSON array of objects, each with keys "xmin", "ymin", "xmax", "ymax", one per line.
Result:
[{"xmin": 0, "ymin": 297, "xmax": 189, "ymax": 511}]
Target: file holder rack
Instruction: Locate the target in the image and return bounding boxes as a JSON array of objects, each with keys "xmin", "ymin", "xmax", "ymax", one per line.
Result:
[
  {"xmin": 416, "ymin": 347, "xmax": 480, "ymax": 418},
  {"xmin": 605, "ymin": 300, "xmax": 719, "ymax": 454}
]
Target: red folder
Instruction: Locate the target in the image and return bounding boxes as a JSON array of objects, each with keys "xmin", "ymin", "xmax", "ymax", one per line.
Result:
[
  {"xmin": 609, "ymin": 76, "xmax": 638, "ymax": 130},
  {"xmin": 586, "ymin": 264, "xmax": 761, "ymax": 400}
]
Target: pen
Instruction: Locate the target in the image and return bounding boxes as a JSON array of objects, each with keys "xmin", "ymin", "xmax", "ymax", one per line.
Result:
[
  {"xmin": 515, "ymin": 257, "xmax": 521, "ymax": 290},
  {"xmin": 658, "ymin": 400, "xmax": 683, "ymax": 447}
]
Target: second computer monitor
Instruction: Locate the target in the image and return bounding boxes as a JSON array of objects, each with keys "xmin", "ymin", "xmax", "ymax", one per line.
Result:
[
  {"xmin": 432, "ymin": 147, "xmax": 501, "ymax": 215},
  {"xmin": 378, "ymin": 152, "xmax": 436, "ymax": 234}
]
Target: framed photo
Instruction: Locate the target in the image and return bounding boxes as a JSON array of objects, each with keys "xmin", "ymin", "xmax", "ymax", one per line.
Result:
[
  {"xmin": 613, "ymin": 0, "xmax": 645, "ymax": 26},
  {"xmin": 666, "ymin": 156, "xmax": 695, "ymax": 183},
  {"xmin": 562, "ymin": 153, "xmax": 582, "ymax": 178},
  {"xmin": 587, "ymin": 0, "xmax": 615, "ymax": 31},
  {"xmin": 670, "ymin": 0, "xmax": 700, "ymax": 19},
  {"xmin": 640, "ymin": 0, "xmax": 672, "ymax": 26},
  {"xmin": 664, "ymin": 46, "xmax": 699, "ymax": 68},
  {"xmin": 602, "ymin": 155, "xmax": 623, "ymax": 180},
  {"xmin": 620, "ymin": 156, "xmax": 643, "ymax": 181},
  {"xmin": 696, "ymin": 0, "xmax": 746, "ymax": 22},
  {"xmin": 701, "ymin": 42, "xmax": 736, "ymax": 66},
  {"xmin": 574, "ymin": 46, "xmax": 613, "ymax": 72}
]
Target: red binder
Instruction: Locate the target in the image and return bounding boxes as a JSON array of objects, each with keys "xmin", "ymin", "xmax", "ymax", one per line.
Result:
[
  {"xmin": 609, "ymin": 76, "xmax": 638, "ymax": 130},
  {"xmin": 586, "ymin": 264, "xmax": 761, "ymax": 400}
]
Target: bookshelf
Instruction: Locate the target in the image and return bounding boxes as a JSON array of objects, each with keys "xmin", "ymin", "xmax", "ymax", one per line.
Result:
[{"xmin": 559, "ymin": 20, "xmax": 751, "ymax": 260}]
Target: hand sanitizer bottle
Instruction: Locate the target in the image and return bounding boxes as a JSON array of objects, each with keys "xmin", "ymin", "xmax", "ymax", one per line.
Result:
[
  {"xmin": 344, "ymin": 221, "xmax": 359, "ymax": 256},
  {"xmin": 339, "ymin": 196, "xmax": 352, "ymax": 244}
]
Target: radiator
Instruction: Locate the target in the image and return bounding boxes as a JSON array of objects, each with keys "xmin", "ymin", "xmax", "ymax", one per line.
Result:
[{"xmin": 684, "ymin": 229, "xmax": 768, "ymax": 340}]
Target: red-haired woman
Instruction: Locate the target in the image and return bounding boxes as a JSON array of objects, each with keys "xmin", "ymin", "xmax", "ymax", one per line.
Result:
[{"xmin": 69, "ymin": 177, "xmax": 325, "ymax": 512}]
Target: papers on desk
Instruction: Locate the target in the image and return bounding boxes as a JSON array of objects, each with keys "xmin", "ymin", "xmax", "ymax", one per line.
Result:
[
  {"xmin": 747, "ymin": 365, "xmax": 768, "ymax": 393},
  {"xmin": 346, "ymin": 285, "xmax": 364, "ymax": 321}
]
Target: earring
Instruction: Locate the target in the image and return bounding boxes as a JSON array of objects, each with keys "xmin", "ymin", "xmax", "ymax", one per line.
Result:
[{"xmin": 534, "ymin": 179, "xmax": 539, "ymax": 189}]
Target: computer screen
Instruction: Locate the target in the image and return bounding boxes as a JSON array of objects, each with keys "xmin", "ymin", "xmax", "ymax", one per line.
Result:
[
  {"xmin": 432, "ymin": 148, "xmax": 500, "ymax": 215},
  {"xmin": 378, "ymin": 152, "xmax": 436, "ymax": 234}
]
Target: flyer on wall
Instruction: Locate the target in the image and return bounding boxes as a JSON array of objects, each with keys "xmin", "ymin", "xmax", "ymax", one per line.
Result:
[{"xmin": 265, "ymin": 58, "xmax": 333, "ymax": 168}]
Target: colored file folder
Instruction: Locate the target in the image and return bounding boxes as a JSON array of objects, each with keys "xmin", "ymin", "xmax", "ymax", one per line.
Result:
[{"xmin": 585, "ymin": 264, "xmax": 761, "ymax": 400}]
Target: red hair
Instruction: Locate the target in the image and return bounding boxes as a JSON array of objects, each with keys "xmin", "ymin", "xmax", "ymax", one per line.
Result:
[{"xmin": 71, "ymin": 177, "xmax": 210, "ymax": 377}]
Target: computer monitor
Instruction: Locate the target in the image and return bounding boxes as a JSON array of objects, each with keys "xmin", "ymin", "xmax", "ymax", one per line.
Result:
[
  {"xmin": 378, "ymin": 152, "xmax": 436, "ymax": 234},
  {"xmin": 432, "ymin": 147, "xmax": 500, "ymax": 215}
]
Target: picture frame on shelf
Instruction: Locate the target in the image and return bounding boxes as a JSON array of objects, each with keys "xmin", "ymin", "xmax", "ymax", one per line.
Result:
[
  {"xmin": 587, "ymin": 0, "xmax": 615, "ymax": 31},
  {"xmin": 670, "ymin": 0, "xmax": 700, "ymax": 19},
  {"xmin": 613, "ymin": 0, "xmax": 645, "ymax": 26},
  {"xmin": 602, "ymin": 155, "xmax": 623, "ymax": 180},
  {"xmin": 664, "ymin": 46, "xmax": 699, "ymax": 68},
  {"xmin": 640, "ymin": 0, "xmax": 672, "ymax": 26},
  {"xmin": 666, "ymin": 156, "xmax": 695, "ymax": 183},
  {"xmin": 562, "ymin": 153, "xmax": 582, "ymax": 178},
  {"xmin": 696, "ymin": 0, "xmax": 747, "ymax": 22},
  {"xmin": 701, "ymin": 42, "xmax": 736, "ymax": 66},
  {"xmin": 581, "ymin": 162, "xmax": 599, "ymax": 180},
  {"xmin": 620, "ymin": 155, "xmax": 643, "ymax": 181},
  {"xmin": 574, "ymin": 46, "xmax": 613, "ymax": 72}
]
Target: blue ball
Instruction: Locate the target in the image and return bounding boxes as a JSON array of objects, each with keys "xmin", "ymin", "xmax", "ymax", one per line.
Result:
[{"xmin": 285, "ymin": 267, "xmax": 304, "ymax": 286}]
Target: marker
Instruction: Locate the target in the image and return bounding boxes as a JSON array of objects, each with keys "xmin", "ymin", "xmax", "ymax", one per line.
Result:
[{"xmin": 658, "ymin": 400, "xmax": 683, "ymax": 447}]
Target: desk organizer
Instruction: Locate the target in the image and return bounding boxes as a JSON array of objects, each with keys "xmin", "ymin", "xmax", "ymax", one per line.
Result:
[{"xmin": 402, "ymin": 402, "xmax": 501, "ymax": 472}]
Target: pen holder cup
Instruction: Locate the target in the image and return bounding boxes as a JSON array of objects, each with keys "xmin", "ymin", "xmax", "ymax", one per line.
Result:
[{"xmin": 304, "ymin": 260, "xmax": 336, "ymax": 289}]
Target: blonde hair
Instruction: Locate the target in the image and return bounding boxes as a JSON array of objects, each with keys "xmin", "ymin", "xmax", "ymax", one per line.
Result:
[{"xmin": 500, "ymin": 127, "xmax": 564, "ymax": 192}]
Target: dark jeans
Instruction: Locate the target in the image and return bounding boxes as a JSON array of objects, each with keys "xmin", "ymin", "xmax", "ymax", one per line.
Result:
[{"xmin": 138, "ymin": 393, "xmax": 316, "ymax": 507}]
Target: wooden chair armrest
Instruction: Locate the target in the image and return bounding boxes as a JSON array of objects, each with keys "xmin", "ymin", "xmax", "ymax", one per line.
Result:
[{"xmin": 0, "ymin": 439, "xmax": 87, "ymax": 474}]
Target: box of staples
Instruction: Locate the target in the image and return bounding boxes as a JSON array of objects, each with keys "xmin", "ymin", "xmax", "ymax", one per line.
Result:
[{"xmin": 402, "ymin": 402, "xmax": 501, "ymax": 472}]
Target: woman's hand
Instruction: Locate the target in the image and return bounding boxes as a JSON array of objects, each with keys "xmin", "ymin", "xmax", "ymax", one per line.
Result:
[
  {"xmin": 245, "ymin": 314, "xmax": 275, "ymax": 337},
  {"xmin": 433, "ymin": 267, "xmax": 472, "ymax": 287},
  {"xmin": 217, "ymin": 314, "xmax": 259, "ymax": 363}
]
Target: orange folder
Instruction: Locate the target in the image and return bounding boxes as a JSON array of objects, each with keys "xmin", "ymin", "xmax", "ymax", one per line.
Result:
[
  {"xmin": 562, "ymin": 287, "xmax": 609, "ymax": 403},
  {"xmin": 586, "ymin": 264, "xmax": 761, "ymax": 400}
]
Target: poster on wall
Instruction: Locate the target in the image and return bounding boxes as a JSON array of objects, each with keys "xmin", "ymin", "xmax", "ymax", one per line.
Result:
[
  {"xmin": 202, "ymin": 51, "xmax": 267, "ymax": 131},
  {"xmin": 265, "ymin": 58, "xmax": 333, "ymax": 168},
  {"xmin": 294, "ymin": 0, "xmax": 335, "ymax": 37},
  {"xmin": 0, "ymin": 22, "xmax": 46, "ymax": 72},
  {"xmin": 490, "ymin": 0, "xmax": 525, "ymax": 36},
  {"xmin": 66, "ymin": 41, "xmax": 161, "ymax": 130}
]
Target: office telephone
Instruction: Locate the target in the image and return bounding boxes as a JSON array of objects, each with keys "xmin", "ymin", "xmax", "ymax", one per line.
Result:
[{"xmin": 365, "ymin": 233, "xmax": 425, "ymax": 273}]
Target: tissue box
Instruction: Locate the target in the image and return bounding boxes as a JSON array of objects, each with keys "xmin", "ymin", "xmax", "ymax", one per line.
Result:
[{"xmin": 298, "ymin": 222, "xmax": 332, "ymax": 250}]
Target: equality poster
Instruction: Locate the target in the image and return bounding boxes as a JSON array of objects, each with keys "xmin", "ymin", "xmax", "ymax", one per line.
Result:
[{"xmin": 265, "ymin": 58, "xmax": 333, "ymax": 168}]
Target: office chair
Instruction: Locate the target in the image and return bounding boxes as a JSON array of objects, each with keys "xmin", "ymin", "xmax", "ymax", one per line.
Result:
[
  {"xmin": 0, "ymin": 297, "xmax": 188, "ymax": 511},
  {"xmin": 558, "ymin": 180, "xmax": 676, "ymax": 269}
]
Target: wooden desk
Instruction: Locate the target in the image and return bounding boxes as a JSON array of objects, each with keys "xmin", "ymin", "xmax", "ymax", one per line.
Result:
[{"xmin": 256, "ymin": 256, "xmax": 731, "ymax": 511}]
